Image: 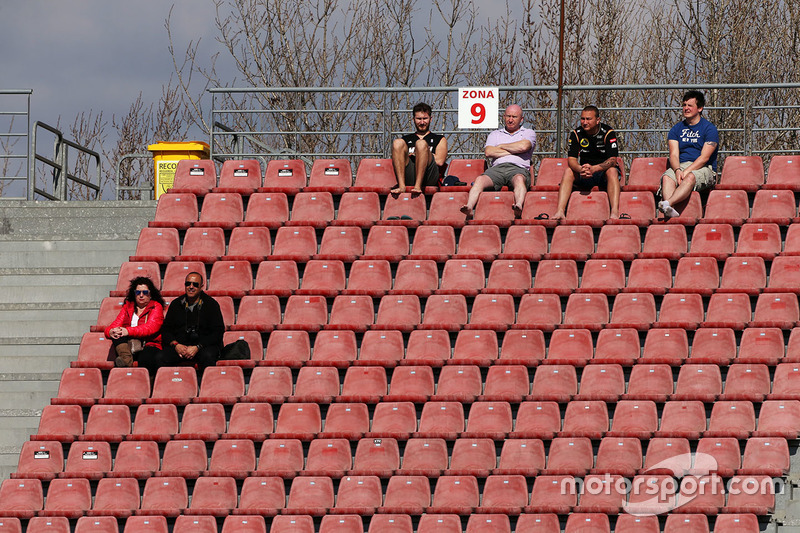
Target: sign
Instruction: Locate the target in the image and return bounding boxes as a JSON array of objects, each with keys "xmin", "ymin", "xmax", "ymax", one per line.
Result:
[{"xmin": 458, "ymin": 87, "xmax": 499, "ymax": 129}]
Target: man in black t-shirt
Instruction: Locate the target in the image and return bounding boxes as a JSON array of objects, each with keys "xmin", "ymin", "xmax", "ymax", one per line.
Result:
[
  {"xmin": 552, "ymin": 105, "xmax": 621, "ymax": 220},
  {"xmin": 391, "ymin": 102, "xmax": 448, "ymax": 194}
]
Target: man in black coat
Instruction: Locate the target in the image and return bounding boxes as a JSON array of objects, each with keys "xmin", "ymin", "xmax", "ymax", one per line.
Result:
[{"xmin": 139, "ymin": 271, "xmax": 224, "ymax": 377}]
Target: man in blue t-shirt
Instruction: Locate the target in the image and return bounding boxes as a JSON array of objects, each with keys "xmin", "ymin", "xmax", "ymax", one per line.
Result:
[{"xmin": 658, "ymin": 90, "xmax": 719, "ymax": 218}]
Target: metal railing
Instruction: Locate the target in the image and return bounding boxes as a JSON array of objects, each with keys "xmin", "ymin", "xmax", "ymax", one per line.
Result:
[
  {"xmin": 208, "ymin": 83, "xmax": 800, "ymax": 166},
  {"xmin": 0, "ymin": 90, "xmax": 32, "ymax": 200},
  {"xmin": 30, "ymin": 121, "xmax": 101, "ymax": 201}
]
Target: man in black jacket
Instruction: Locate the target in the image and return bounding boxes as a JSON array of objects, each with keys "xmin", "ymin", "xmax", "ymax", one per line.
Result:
[{"xmin": 139, "ymin": 271, "xmax": 224, "ymax": 377}]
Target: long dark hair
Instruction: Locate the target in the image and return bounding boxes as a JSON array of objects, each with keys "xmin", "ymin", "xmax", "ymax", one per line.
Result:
[{"xmin": 125, "ymin": 276, "xmax": 166, "ymax": 307}]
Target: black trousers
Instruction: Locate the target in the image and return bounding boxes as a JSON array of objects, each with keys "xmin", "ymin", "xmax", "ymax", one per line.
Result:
[{"xmin": 138, "ymin": 345, "xmax": 220, "ymax": 379}]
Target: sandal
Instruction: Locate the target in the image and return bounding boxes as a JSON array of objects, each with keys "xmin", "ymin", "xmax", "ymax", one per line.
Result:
[
  {"xmin": 534, "ymin": 213, "xmax": 550, "ymax": 220},
  {"xmin": 619, "ymin": 213, "xmax": 631, "ymax": 220},
  {"xmin": 386, "ymin": 216, "xmax": 400, "ymax": 220},
  {"xmin": 400, "ymin": 215, "xmax": 413, "ymax": 220}
]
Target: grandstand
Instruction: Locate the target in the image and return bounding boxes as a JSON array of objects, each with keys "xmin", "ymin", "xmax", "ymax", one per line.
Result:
[{"xmin": 3, "ymin": 91, "xmax": 800, "ymax": 532}]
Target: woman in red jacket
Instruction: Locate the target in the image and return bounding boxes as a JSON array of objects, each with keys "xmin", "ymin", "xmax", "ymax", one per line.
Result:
[{"xmin": 104, "ymin": 276, "xmax": 165, "ymax": 367}]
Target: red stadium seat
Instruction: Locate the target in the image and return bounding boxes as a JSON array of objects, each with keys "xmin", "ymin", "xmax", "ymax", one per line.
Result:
[
  {"xmin": 195, "ymin": 192, "xmax": 244, "ymax": 229},
  {"xmin": 309, "ymin": 330, "xmax": 357, "ymax": 368},
  {"xmin": 220, "ymin": 515, "xmax": 266, "ymax": 533},
  {"xmin": 703, "ymin": 294, "xmax": 751, "ymax": 330},
  {"xmin": 736, "ymin": 327, "xmax": 785, "ymax": 365},
  {"xmin": 641, "ymin": 328, "xmax": 688, "ymax": 365},
  {"xmin": 409, "ymin": 225, "xmax": 456, "ymax": 261},
  {"xmin": 674, "ymin": 364, "xmax": 722, "ymax": 402},
  {"xmin": 717, "ymin": 155, "xmax": 764, "ymax": 191},
  {"xmin": 89, "ymin": 478, "xmax": 140, "ymax": 518},
  {"xmin": 656, "ymin": 190, "xmax": 703, "ymax": 223},
  {"xmin": 468, "ymin": 513, "xmax": 513, "ymax": 532},
  {"xmin": 333, "ymin": 192, "xmax": 380, "ymax": 227},
  {"xmin": 750, "ymin": 292, "xmax": 799, "ymax": 328},
  {"xmin": 546, "ymin": 329, "xmax": 594, "ymax": 366},
  {"xmin": 252, "ymin": 260, "xmax": 299, "ymax": 296},
  {"xmin": 739, "ymin": 437, "xmax": 790, "ymax": 477},
  {"xmin": 448, "ymin": 158, "xmax": 487, "ymax": 184},
  {"xmin": 689, "ymin": 327, "xmax": 737, "ymax": 365},
  {"xmin": 482, "ymin": 365, "xmax": 530, "ymax": 402},
  {"xmin": 351, "ymin": 437, "xmax": 400, "ymax": 477},
  {"xmin": 242, "ymin": 192, "xmax": 290, "ymax": 229},
  {"xmin": 485, "ymin": 260, "xmax": 532, "ymax": 295},
  {"xmin": 593, "ymin": 437, "xmax": 642, "ymax": 476},
  {"xmin": 623, "ymin": 364, "xmax": 673, "ymax": 402},
  {"xmin": 122, "ymin": 516, "xmax": 168, "ymax": 533},
  {"xmin": 560, "ymin": 401, "xmax": 609, "ymax": 439},
  {"xmin": 149, "ymin": 367, "xmax": 197, "ymax": 405},
  {"xmin": 754, "ymin": 400, "xmax": 800, "ymax": 439},
  {"xmin": 429, "ymin": 475, "xmax": 480, "ymax": 514},
  {"xmin": 576, "ymin": 365, "xmax": 625, "ymax": 402},
  {"xmin": 363, "ymin": 225, "xmax": 409, "ymax": 262},
  {"xmin": 495, "ymin": 438, "xmax": 545, "ymax": 475},
  {"xmin": 383, "ymin": 193, "xmax": 427, "ymax": 225},
  {"xmin": 438, "ymin": 259, "xmax": 485, "ymax": 296},
  {"xmin": 171, "ymin": 159, "xmax": 217, "ymax": 196},
  {"xmin": 721, "ymin": 364, "xmax": 770, "ymax": 401},
  {"xmin": 563, "ymin": 294, "xmax": 608, "ymax": 331},
  {"xmin": 578, "ymin": 259, "xmax": 625, "ymax": 295},
  {"xmin": 292, "ymin": 367, "xmax": 340, "ymax": 403},
  {"xmin": 340, "ymin": 367, "xmax": 387, "ymax": 403},
  {"xmin": 656, "ymin": 402, "xmax": 707, "ymax": 439},
  {"xmin": 724, "ymin": 476, "xmax": 775, "ymax": 514},
  {"xmin": 515, "ymin": 294, "xmax": 562, "ymax": 331},
  {"xmin": 52, "ymin": 367, "xmax": 103, "ymax": 407},
  {"xmin": 274, "ymin": 403, "xmax": 322, "ymax": 440},
  {"xmin": 415, "ymin": 402, "xmax": 465, "ymax": 440},
  {"xmin": 529, "ymin": 365, "xmax": 577, "ymax": 402},
  {"xmin": 526, "ymin": 475, "xmax": 577, "ymax": 514},
  {"xmin": 532, "ymin": 259, "xmax": 579, "ymax": 295},
  {"xmin": 385, "ymin": 366, "xmax": 434, "ymax": 402},
  {"xmin": 663, "ymin": 514, "xmax": 711, "ymax": 533},
  {"xmin": 172, "ymin": 516, "xmax": 217, "ymax": 533},
  {"xmin": 750, "ymin": 189, "xmax": 796, "ymax": 224},
  {"xmin": 575, "ymin": 475, "xmax": 626, "ymax": 514},
  {"xmin": 656, "ymin": 293, "xmax": 705, "ymax": 330},
  {"xmin": 77, "ymin": 515, "xmax": 123, "ymax": 532},
  {"xmin": 280, "ymin": 295, "xmax": 328, "ymax": 331},
  {"xmin": 706, "ymin": 400, "xmax": 756, "ymax": 438},
  {"xmin": 236, "ymin": 476, "xmax": 285, "ymax": 516},
  {"xmin": 206, "ymin": 440, "xmax": 256, "ymax": 479},
  {"xmin": 642, "ymin": 438, "xmax": 692, "ymax": 474},
  {"xmin": 150, "ymin": 192, "xmax": 198, "ymax": 229},
  {"xmin": 593, "ymin": 328, "xmax": 640, "ymax": 365},
  {"xmin": 455, "ymin": 224, "xmax": 502, "ymax": 260},
  {"xmin": 434, "ymin": 366, "xmax": 482, "ymax": 402},
  {"xmin": 468, "ymin": 295, "xmax": 515, "ymax": 331},
  {"xmin": 405, "ymin": 329, "xmax": 450, "ymax": 366},
  {"xmin": 358, "ymin": 330, "xmax": 405, "ymax": 367},
  {"xmin": 288, "ymin": 192, "xmax": 335, "ymax": 228},
  {"xmin": 158, "ymin": 439, "xmax": 207, "ymax": 478},
  {"xmin": 519, "ymin": 191, "xmax": 559, "ymax": 225},
  {"xmin": 594, "ymin": 224, "xmax": 641, "ymax": 260},
  {"xmin": 764, "ymin": 154, "xmax": 800, "ymax": 190},
  {"xmin": 499, "ymin": 329, "xmax": 546, "ymax": 366},
  {"xmin": 263, "ymin": 159, "xmax": 307, "ymax": 192},
  {"xmin": 130, "ymin": 403, "xmax": 179, "ymax": 442},
  {"xmin": 320, "ymin": 515, "xmax": 364, "ymax": 532},
  {"xmin": 735, "ymin": 223, "xmax": 781, "ymax": 259},
  {"xmin": 33, "ymin": 405, "xmax": 83, "ymax": 443},
  {"xmin": 565, "ymin": 191, "xmax": 609, "ymax": 226},
  {"xmin": 253, "ymin": 439, "xmax": 302, "ymax": 478},
  {"xmin": 82, "ymin": 405, "xmax": 131, "ymax": 442},
  {"xmin": 534, "ymin": 157, "xmax": 568, "ymax": 190},
  {"xmin": 686, "ymin": 223, "xmax": 735, "ymax": 260},
  {"xmin": 177, "ymin": 227, "xmax": 225, "ymax": 263},
  {"xmin": 396, "ymin": 440, "xmax": 448, "ymax": 478},
  {"xmin": 472, "ymin": 191, "xmax": 515, "ymax": 227},
  {"xmin": 285, "ymin": 476, "xmax": 335, "ymax": 515},
  {"xmin": 344, "ymin": 260, "xmax": 391, "ymax": 296},
  {"xmin": 108, "ymin": 441, "xmax": 159, "ymax": 479},
  {"xmin": 712, "ymin": 514, "xmax": 762, "ymax": 532},
  {"xmin": 500, "ymin": 225, "xmax": 548, "ymax": 260},
  {"xmin": 625, "ymin": 157, "xmax": 667, "ymax": 192},
  {"xmin": 0, "ymin": 478, "xmax": 42, "ymax": 518},
  {"xmin": 391, "ymin": 260, "xmax": 438, "ymax": 296},
  {"xmin": 700, "ymin": 189, "xmax": 749, "ymax": 225},
  {"xmin": 130, "ymin": 227, "xmax": 180, "ymax": 263},
  {"xmin": 352, "ymin": 158, "xmax": 392, "ymax": 192},
  {"xmin": 307, "ymin": 158, "xmax": 353, "ymax": 193},
  {"xmin": 695, "ymin": 437, "xmax": 741, "ymax": 477},
  {"xmin": 215, "ymin": 160, "xmax": 261, "ymax": 194},
  {"xmin": 421, "ymin": 294, "xmax": 468, "ymax": 331},
  {"xmin": 547, "ymin": 225, "xmax": 594, "ymax": 260},
  {"xmin": 328, "ymin": 295, "xmax": 375, "ymax": 332},
  {"xmin": 314, "ymin": 227, "xmax": 363, "ymax": 264},
  {"xmin": 333, "ymin": 475, "xmax": 383, "ymax": 515},
  {"xmin": 297, "ymin": 259, "xmax": 346, "ymax": 296},
  {"xmin": 640, "ymin": 224, "xmax": 687, "ymax": 259},
  {"xmin": 447, "ymin": 438, "xmax": 497, "ymax": 476},
  {"xmin": 617, "ymin": 191, "xmax": 656, "ymax": 225},
  {"xmin": 427, "ymin": 191, "xmax": 469, "ymax": 227},
  {"xmin": 40, "ymin": 478, "xmax": 91, "ymax": 518},
  {"xmin": 766, "ymin": 256, "xmax": 800, "ymax": 293},
  {"xmin": 417, "ymin": 514, "xmax": 463, "ymax": 533},
  {"xmin": 224, "ymin": 226, "xmax": 271, "ymax": 263}
]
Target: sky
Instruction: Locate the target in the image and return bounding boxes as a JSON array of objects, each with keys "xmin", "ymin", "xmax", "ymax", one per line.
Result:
[{"xmin": 0, "ymin": 1, "xmax": 220, "ymax": 133}]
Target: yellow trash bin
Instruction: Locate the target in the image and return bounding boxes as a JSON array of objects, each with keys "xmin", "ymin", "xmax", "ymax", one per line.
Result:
[{"xmin": 147, "ymin": 141, "xmax": 210, "ymax": 199}]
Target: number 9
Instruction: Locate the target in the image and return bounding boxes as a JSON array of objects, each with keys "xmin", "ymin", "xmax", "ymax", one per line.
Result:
[{"xmin": 471, "ymin": 103, "xmax": 486, "ymax": 125}]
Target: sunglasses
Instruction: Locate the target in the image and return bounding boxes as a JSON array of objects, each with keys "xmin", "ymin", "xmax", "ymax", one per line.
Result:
[
  {"xmin": 134, "ymin": 290, "xmax": 150, "ymax": 296},
  {"xmin": 185, "ymin": 281, "xmax": 201, "ymax": 288}
]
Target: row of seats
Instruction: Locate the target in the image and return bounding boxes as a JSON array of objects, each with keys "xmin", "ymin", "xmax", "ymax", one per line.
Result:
[
  {"xmin": 50, "ymin": 361, "xmax": 800, "ymax": 411},
  {"xmin": 0, "ymin": 512, "xmax": 767, "ymax": 533},
  {"xmin": 76, "ymin": 326, "xmax": 800, "ymax": 370},
  {"xmin": 0, "ymin": 472, "xmax": 777, "ymax": 519},
  {"xmin": 22, "ymin": 428, "xmax": 791, "ymax": 479},
  {"xmin": 26, "ymin": 399, "xmax": 800, "ymax": 449},
  {"xmin": 133, "ymin": 222, "xmax": 800, "ymax": 266},
  {"xmin": 170, "ymin": 155, "xmax": 800, "ymax": 196}
]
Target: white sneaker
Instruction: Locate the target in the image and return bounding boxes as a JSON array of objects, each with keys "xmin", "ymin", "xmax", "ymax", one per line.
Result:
[
  {"xmin": 657, "ymin": 200, "xmax": 668, "ymax": 214},
  {"xmin": 663, "ymin": 202, "xmax": 680, "ymax": 218}
]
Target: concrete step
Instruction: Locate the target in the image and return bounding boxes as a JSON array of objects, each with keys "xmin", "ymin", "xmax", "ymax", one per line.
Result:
[
  {"xmin": 0, "ymin": 240, "xmax": 137, "ymax": 268},
  {"xmin": 0, "ymin": 273, "xmax": 119, "ymax": 304},
  {"xmin": 0, "ymin": 310, "xmax": 98, "ymax": 337},
  {"xmin": 0, "ymin": 375, "xmax": 61, "ymax": 407},
  {"xmin": 0, "ymin": 339, "xmax": 79, "ymax": 373}
]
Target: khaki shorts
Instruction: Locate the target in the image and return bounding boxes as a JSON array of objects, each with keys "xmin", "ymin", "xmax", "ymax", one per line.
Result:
[
  {"xmin": 484, "ymin": 163, "xmax": 531, "ymax": 190},
  {"xmin": 661, "ymin": 161, "xmax": 716, "ymax": 191}
]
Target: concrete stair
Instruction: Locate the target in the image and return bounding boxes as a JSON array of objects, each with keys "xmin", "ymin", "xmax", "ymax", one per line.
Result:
[{"xmin": 0, "ymin": 200, "xmax": 155, "ymax": 480}]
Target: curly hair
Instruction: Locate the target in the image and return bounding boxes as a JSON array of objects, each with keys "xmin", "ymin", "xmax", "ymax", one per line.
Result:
[{"xmin": 125, "ymin": 276, "xmax": 165, "ymax": 307}]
